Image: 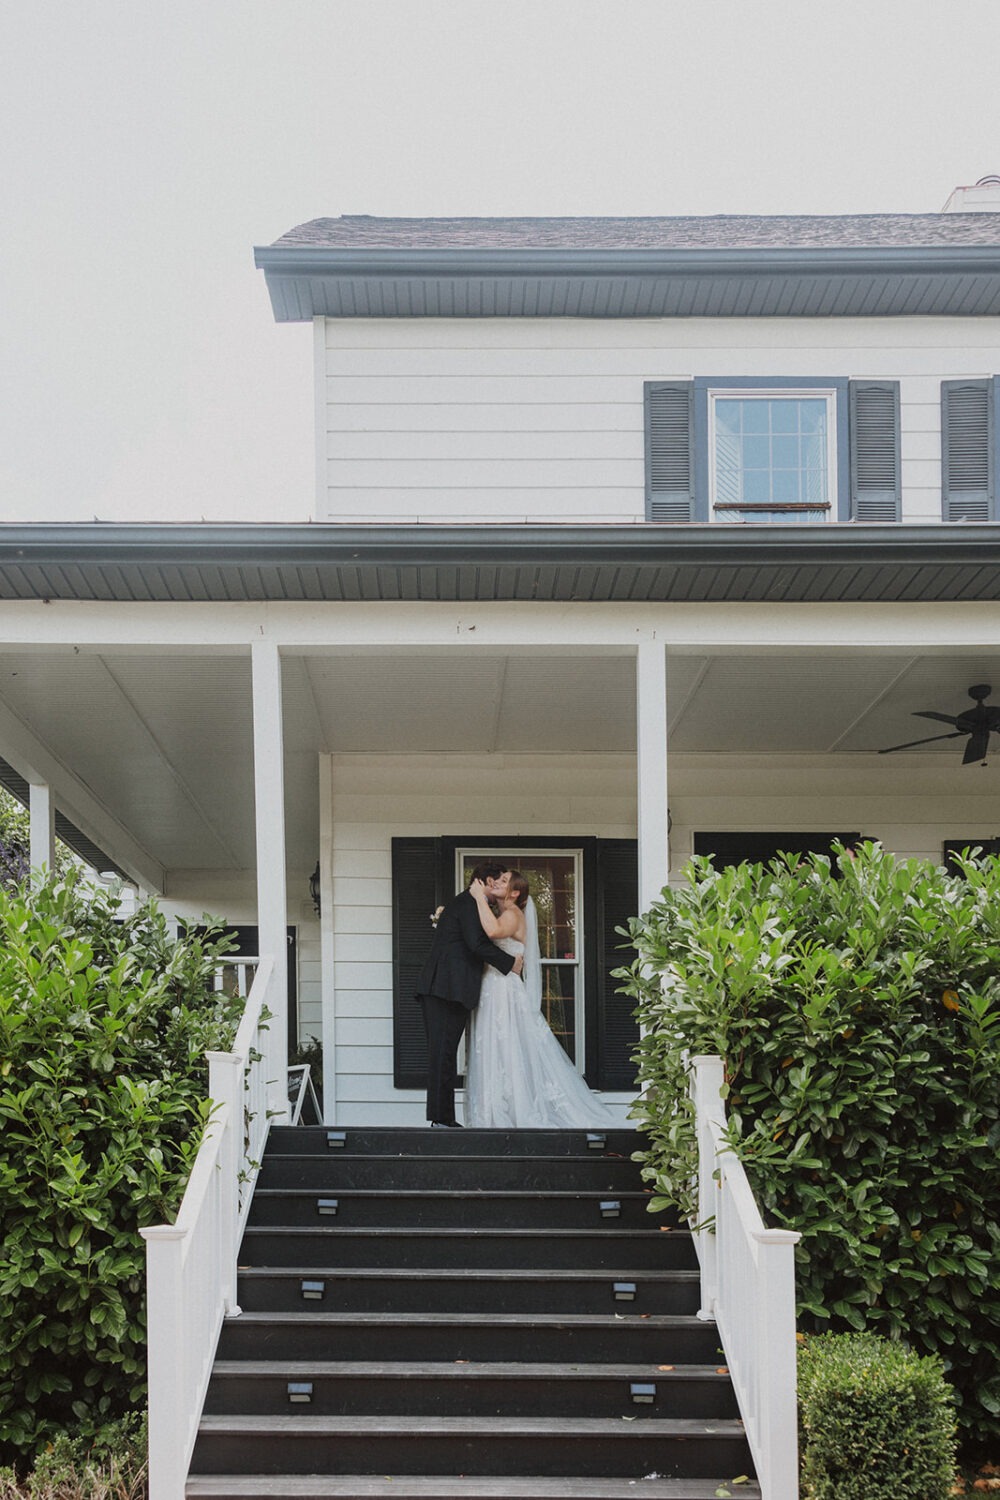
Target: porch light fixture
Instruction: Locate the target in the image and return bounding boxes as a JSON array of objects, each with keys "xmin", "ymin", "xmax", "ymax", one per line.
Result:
[
  {"xmin": 630, "ymin": 1383, "xmax": 656, "ymax": 1405},
  {"xmin": 326, "ymin": 1130, "xmax": 347, "ymax": 1150},
  {"xmin": 317, "ymin": 1198, "xmax": 339, "ymax": 1216},
  {"xmin": 613, "ymin": 1282, "xmax": 637, "ymax": 1301},
  {"xmin": 309, "ymin": 862, "xmax": 321, "ymax": 915},
  {"xmin": 586, "ymin": 1132, "xmax": 607, "ymax": 1151},
  {"xmin": 301, "ymin": 1280, "xmax": 325, "ymax": 1301},
  {"xmin": 287, "ymin": 1383, "xmax": 313, "ymax": 1404},
  {"xmin": 600, "ymin": 1200, "xmax": 621, "ymax": 1219}
]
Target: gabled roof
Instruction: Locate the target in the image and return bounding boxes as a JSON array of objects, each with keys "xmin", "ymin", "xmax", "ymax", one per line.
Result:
[
  {"xmin": 254, "ymin": 213, "xmax": 1000, "ymax": 320},
  {"xmin": 270, "ymin": 213, "xmax": 1000, "ymax": 251},
  {"xmin": 1, "ymin": 523, "xmax": 1000, "ymax": 605}
]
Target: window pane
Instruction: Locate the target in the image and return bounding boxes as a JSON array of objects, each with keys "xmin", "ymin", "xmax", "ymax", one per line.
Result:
[
  {"xmin": 771, "ymin": 435, "xmax": 799, "ymax": 468},
  {"xmin": 741, "ymin": 401, "xmax": 769, "ymax": 434},
  {"xmin": 770, "ymin": 400, "xmax": 800, "ymax": 434},
  {"xmin": 743, "ymin": 468, "xmax": 771, "ymax": 503},
  {"xmin": 772, "ymin": 468, "xmax": 799, "ymax": 503},
  {"xmin": 715, "ymin": 400, "xmax": 742, "ymax": 435},
  {"xmin": 743, "ymin": 435, "xmax": 770, "ymax": 469}
]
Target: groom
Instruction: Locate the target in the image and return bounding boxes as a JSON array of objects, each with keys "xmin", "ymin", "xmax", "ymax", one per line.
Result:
[{"xmin": 415, "ymin": 862, "xmax": 523, "ymax": 1127}]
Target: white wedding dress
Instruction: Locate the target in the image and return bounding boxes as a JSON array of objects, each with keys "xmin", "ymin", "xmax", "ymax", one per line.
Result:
[{"xmin": 465, "ymin": 900, "xmax": 615, "ymax": 1129}]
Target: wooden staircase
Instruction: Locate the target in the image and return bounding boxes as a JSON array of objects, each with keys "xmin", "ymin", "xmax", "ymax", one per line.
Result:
[{"xmin": 185, "ymin": 1126, "xmax": 759, "ymax": 1500}]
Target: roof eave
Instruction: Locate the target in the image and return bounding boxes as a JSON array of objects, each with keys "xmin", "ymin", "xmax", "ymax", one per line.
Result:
[{"xmin": 253, "ymin": 243, "xmax": 1000, "ymax": 321}]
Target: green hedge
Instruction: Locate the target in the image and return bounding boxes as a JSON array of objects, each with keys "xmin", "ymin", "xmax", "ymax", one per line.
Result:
[
  {"xmin": 618, "ymin": 842, "xmax": 1000, "ymax": 1444},
  {"xmin": 0, "ymin": 873, "xmax": 242, "ymax": 1463},
  {"xmin": 798, "ymin": 1333, "xmax": 956, "ymax": 1499}
]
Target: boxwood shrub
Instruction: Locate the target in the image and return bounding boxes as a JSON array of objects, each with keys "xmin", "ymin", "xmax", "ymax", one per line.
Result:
[
  {"xmin": 798, "ymin": 1333, "xmax": 956, "ymax": 1499},
  {"xmin": 618, "ymin": 842, "xmax": 1000, "ymax": 1444},
  {"xmin": 0, "ymin": 872, "xmax": 242, "ymax": 1463}
]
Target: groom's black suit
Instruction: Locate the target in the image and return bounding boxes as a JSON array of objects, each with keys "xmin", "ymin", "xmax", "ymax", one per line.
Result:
[{"xmin": 416, "ymin": 888, "xmax": 517, "ymax": 1124}]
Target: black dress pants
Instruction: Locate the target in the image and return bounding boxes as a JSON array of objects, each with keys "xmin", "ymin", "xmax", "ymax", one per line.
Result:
[{"xmin": 418, "ymin": 992, "xmax": 469, "ymax": 1124}]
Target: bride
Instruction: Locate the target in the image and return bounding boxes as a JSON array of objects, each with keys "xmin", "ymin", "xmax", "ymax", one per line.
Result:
[{"xmin": 464, "ymin": 871, "xmax": 615, "ymax": 1129}]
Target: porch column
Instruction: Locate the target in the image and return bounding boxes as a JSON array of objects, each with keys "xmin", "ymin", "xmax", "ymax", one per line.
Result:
[
  {"xmin": 636, "ymin": 637, "xmax": 670, "ymax": 911},
  {"xmin": 251, "ymin": 641, "xmax": 289, "ymax": 1118},
  {"xmin": 28, "ymin": 780, "xmax": 55, "ymax": 878}
]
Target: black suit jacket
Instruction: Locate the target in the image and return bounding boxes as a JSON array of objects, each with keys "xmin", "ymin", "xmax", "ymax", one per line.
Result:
[{"xmin": 415, "ymin": 888, "xmax": 516, "ymax": 1011}]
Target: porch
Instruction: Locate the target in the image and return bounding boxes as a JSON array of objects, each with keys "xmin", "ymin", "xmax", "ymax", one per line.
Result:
[{"xmin": 3, "ymin": 590, "xmax": 1000, "ymax": 1123}]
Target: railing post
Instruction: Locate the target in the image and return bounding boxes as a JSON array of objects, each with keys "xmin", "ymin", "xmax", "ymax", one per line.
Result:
[
  {"xmin": 754, "ymin": 1228, "xmax": 801, "ymax": 1500},
  {"xmin": 140, "ymin": 1225, "xmax": 188, "ymax": 1500},
  {"xmin": 207, "ymin": 1051, "xmax": 243, "ymax": 1316},
  {"xmin": 689, "ymin": 1054, "xmax": 725, "ymax": 1318}
]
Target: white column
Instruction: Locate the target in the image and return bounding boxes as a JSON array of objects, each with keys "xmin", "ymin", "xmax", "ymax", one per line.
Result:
[
  {"xmin": 636, "ymin": 637, "xmax": 670, "ymax": 910},
  {"xmin": 251, "ymin": 641, "xmax": 289, "ymax": 1118},
  {"xmin": 318, "ymin": 752, "xmax": 337, "ymax": 1124},
  {"xmin": 29, "ymin": 780, "xmax": 55, "ymax": 878}
]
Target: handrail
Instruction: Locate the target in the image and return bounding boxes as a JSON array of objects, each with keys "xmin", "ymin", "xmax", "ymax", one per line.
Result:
[
  {"xmin": 141, "ymin": 954, "xmax": 276, "ymax": 1500},
  {"xmin": 689, "ymin": 1055, "xmax": 801, "ymax": 1500}
]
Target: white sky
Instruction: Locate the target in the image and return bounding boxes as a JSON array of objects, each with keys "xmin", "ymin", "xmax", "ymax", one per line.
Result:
[{"xmin": 1, "ymin": 0, "xmax": 998, "ymax": 525}]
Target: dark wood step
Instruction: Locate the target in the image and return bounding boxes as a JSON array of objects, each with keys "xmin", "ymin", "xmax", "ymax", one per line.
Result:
[
  {"xmin": 247, "ymin": 1189, "xmax": 667, "ymax": 1231},
  {"xmin": 187, "ymin": 1474, "xmax": 761, "ymax": 1499},
  {"xmin": 238, "ymin": 1227, "xmax": 695, "ymax": 1271},
  {"xmin": 203, "ymin": 1359, "xmax": 739, "ymax": 1420},
  {"xmin": 257, "ymin": 1154, "xmax": 654, "ymax": 1196},
  {"xmin": 192, "ymin": 1414, "xmax": 752, "ymax": 1479},
  {"xmin": 235, "ymin": 1267, "xmax": 701, "ymax": 1316},
  {"xmin": 264, "ymin": 1128, "xmax": 643, "ymax": 1159},
  {"xmin": 216, "ymin": 1312, "xmax": 723, "ymax": 1365}
]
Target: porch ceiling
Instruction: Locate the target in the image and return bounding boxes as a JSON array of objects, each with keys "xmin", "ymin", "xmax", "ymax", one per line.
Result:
[{"xmin": 1, "ymin": 646, "xmax": 998, "ymax": 889}]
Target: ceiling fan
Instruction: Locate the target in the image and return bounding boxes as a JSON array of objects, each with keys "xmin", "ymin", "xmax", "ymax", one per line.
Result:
[{"xmin": 878, "ymin": 684, "xmax": 1000, "ymax": 765}]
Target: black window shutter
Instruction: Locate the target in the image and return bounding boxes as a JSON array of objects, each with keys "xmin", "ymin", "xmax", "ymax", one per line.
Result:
[
  {"xmin": 644, "ymin": 382, "xmax": 694, "ymax": 521},
  {"xmin": 594, "ymin": 838, "xmax": 639, "ymax": 1091},
  {"xmin": 849, "ymin": 380, "xmax": 901, "ymax": 521},
  {"xmin": 942, "ymin": 379, "xmax": 994, "ymax": 521},
  {"xmin": 391, "ymin": 836, "xmax": 440, "ymax": 1089}
]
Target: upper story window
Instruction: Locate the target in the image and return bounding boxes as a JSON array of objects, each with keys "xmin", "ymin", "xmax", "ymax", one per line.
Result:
[
  {"xmin": 710, "ymin": 389, "xmax": 835, "ymax": 523},
  {"xmin": 645, "ymin": 376, "xmax": 900, "ymax": 524}
]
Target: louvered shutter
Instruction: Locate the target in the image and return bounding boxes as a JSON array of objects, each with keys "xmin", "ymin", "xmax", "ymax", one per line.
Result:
[
  {"xmin": 391, "ymin": 836, "xmax": 440, "ymax": 1089},
  {"xmin": 644, "ymin": 382, "xmax": 694, "ymax": 521},
  {"xmin": 594, "ymin": 838, "xmax": 639, "ymax": 1091},
  {"xmin": 942, "ymin": 379, "xmax": 995, "ymax": 521},
  {"xmin": 849, "ymin": 380, "xmax": 901, "ymax": 521}
]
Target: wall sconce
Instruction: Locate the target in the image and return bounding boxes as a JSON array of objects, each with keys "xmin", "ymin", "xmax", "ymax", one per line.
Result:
[{"xmin": 309, "ymin": 862, "xmax": 321, "ymax": 916}]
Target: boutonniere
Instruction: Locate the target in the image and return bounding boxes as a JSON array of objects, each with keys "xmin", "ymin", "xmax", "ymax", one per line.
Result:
[{"xmin": 430, "ymin": 905, "xmax": 445, "ymax": 928}]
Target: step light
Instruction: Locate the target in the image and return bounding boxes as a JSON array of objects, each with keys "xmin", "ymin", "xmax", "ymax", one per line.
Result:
[
  {"xmin": 317, "ymin": 1198, "xmax": 339, "ymax": 1217},
  {"xmin": 287, "ymin": 1382, "xmax": 313, "ymax": 1404},
  {"xmin": 301, "ymin": 1280, "xmax": 325, "ymax": 1301},
  {"xmin": 586, "ymin": 1132, "xmax": 607, "ymax": 1151},
  {"xmin": 600, "ymin": 1199, "xmax": 621, "ymax": 1218},
  {"xmin": 613, "ymin": 1281, "xmax": 637, "ymax": 1301},
  {"xmin": 630, "ymin": 1382, "xmax": 656, "ymax": 1405},
  {"xmin": 326, "ymin": 1131, "xmax": 347, "ymax": 1150}
]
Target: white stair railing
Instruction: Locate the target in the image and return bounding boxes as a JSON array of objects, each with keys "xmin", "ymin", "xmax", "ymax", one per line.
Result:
[
  {"xmin": 689, "ymin": 1055, "xmax": 801, "ymax": 1500},
  {"xmin": 141, "ymin": 955, "xmax": 276, "ymax": 1500}
]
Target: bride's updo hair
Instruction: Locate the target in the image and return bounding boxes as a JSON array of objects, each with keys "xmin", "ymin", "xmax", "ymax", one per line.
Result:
[{"xmin": 508, "ymin": 871, "xmax": 530, "ymax": 909}]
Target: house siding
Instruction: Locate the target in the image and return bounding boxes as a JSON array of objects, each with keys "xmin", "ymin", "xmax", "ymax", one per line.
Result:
[{"xmin": 317, "ymin": 315, "xmax": 1000, "ymax": 525}]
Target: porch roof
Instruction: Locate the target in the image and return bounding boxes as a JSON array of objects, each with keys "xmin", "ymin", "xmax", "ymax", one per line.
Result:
[
  {"xmin": 254, "ymin": 214, "xmax": 1000, "ymax": 319},
  {"xmin": 0, "ymin": 523, "xmax": 999, "ymax": 606}
]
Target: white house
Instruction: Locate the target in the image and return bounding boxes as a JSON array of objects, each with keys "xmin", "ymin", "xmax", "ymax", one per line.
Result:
[{"xmin": 3, "ymin": 178, "xmax": 1000, "ymax": 1125}]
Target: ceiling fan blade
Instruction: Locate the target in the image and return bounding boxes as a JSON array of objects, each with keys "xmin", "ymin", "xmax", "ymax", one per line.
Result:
[
  {"xmin": 912, "ymin": 710, "xmax": 963, "ymax": 727},
  {"xmin": 878, "ymin": 731, "xmax": 968, "ymax": 754},
  {"xmin": 962, "ymin": 731, "xmax": 991, "ymax": 765}
]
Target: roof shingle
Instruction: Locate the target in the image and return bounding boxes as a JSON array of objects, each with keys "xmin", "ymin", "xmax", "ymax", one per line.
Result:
[{"xmin": 271, "ymin": 213, "xmax": 1000, "ymax": 252}]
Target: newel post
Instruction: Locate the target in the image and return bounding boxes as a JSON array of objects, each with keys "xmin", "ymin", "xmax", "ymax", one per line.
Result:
[
  {"xmin": 140, "ymin": 1225, "xmax": 187, "ymax": 1500},
  {"xmin": 207, "ymin": 1051, "xmax": 243, "ymax": 1315},
  {"xmin": 688, "ymin": 1053, "xmax": 725, "ymax": 1318},
  {"xmin": 755, "ymin": 1226, "xmax": 801, "ymax": 1499}
]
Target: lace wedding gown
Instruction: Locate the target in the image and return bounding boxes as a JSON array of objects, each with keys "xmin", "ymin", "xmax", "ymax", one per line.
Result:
[{"xmin": 465, "ymin": 933, "xmax": 616, "ymax": 1129}]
